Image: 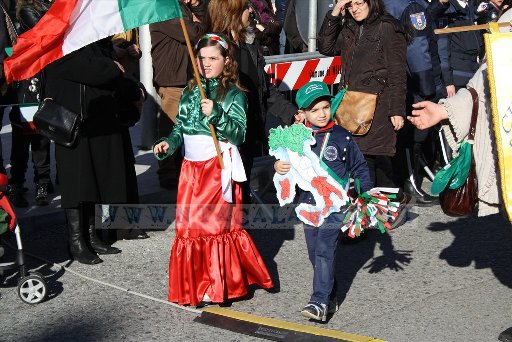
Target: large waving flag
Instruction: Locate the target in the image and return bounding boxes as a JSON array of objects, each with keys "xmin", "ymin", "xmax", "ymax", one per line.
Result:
[{"xmin": 4, "ymin": 0, "xmax": 182, "ymax": 83}]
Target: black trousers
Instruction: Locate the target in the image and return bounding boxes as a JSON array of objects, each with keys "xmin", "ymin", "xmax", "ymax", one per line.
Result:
[
  {"xmin": 9, "ymin": 125, "xmax": 51, "ymax": 185},
  {"xmin": 364, "ymin": 154, "xmax": 396, "ymax": 188},
  {"xmin": 364, "ymin": 154, "xmax": 404, "ymax": 199}
]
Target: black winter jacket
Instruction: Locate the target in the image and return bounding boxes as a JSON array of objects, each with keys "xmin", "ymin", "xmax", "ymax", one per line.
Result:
[
  {"xmin": 385, "ymin": 0, "xmax": 443, "ymax": 100},
  {"xmin": 427, "ymin": 0, "xmax": 484, "ymax": 87}
]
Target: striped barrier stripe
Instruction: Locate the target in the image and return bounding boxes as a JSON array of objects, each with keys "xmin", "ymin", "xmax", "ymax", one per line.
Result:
[{"xmin": 265, "ymin": 56, "xmax": 342, "ymax": 91}]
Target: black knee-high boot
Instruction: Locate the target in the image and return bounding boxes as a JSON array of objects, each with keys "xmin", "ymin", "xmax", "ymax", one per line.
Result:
[
  {"xmin": 81, "ymin": 202, "xmax": 121, "ymax": 255},
  {"xmin": 65, "ymin": 208, "xmax": 102, "ymax": 265},
  {"xmin": 87, "ymin": 215, "xmax": 121, "ymax": 255}
]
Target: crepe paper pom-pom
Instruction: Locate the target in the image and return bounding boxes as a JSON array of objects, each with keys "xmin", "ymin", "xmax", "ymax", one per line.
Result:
[{"xmin": 342, "ymin": 190, "xmax": 400, "ymax": 238}]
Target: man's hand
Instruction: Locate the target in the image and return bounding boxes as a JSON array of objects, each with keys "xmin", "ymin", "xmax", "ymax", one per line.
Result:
[
  {"xmin": 446, "ymin": 85, "xmax": 456, "ymax": 97},
  {"xmin": 389, "ymin": 115, "xmax": 404, "ymax": 131},
  {"xmin": 126, "ymin": 44, "xmax": 141, "ymax": 58},
  {"xmin": 408, "ymin": 101, "xmax": 449, "ymax": 130}
]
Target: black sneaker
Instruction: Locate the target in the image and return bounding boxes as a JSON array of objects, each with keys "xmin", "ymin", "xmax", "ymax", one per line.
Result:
[
  {"xmin": 8, "ymin": 184, "xmax": 28, "ymax": 208},
  {"xmin": 301, "ymin": 301, "xmax": 327, "ymax": 322},
  {"xmin": 499, "ymin": 327, "xmax": 512, "ymax": 342},
  {"xmin": 35, "ymin": 183, "xmax": 49, "ymax": 206}
]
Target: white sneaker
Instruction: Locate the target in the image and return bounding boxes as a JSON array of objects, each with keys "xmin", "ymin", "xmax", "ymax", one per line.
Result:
[{"xmin": 301, "ymin": 302, "xmax": 327, "ymax": 322}]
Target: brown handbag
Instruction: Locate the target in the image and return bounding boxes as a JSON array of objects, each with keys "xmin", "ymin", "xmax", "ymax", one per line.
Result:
[
  {"xmin": 334, "ymin": 90, "xmax": 378, "ymax": 135},
  {"xmin": 334, "ymin": 22, "xmax": 386, "ymax": 136},
  {"xmin": 439, "ymin": 87, "xmax": 479, "ymax": 216}
]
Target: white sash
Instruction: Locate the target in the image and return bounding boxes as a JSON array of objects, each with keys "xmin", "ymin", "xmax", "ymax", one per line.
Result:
[{"xmin": 183, "ymin": 134, "xmax": 246, "ymax": 203}]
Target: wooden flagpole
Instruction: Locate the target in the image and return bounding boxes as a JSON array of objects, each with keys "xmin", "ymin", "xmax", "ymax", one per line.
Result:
[
  {"xmin": 435, "ymin": 22, "xmax": 511, "ymax": 35},
  {"xmin": 179, "ymin": 18, "xmax": 224, "ymax": 169}
]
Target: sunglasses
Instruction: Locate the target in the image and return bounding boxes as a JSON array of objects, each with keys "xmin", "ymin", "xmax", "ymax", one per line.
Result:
[{"xmin": 345, "ymin": 0, "xmax": 366, "ymax": 9}]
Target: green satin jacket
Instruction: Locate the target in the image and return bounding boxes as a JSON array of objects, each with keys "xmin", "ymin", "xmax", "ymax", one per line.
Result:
[{"xmin": 154, "ymin": 78, "xmax": 247, "ymax": 160}]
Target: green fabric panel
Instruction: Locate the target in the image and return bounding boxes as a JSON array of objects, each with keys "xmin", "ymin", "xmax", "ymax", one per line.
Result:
[
  {"xmin": 431, "ymin": 141, "xmax": 472, "ymax": 195},
  {"xmin": 118, "ymin": 0, "xmax": 182, "ymax": 31},
  {"xmin": 330, "ymin": 88, "xmax": 347, "ymax": 119}
]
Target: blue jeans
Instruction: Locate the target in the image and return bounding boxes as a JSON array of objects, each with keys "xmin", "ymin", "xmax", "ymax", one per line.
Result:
[{"xmin": 303, "ymin": 215, "xmax": 342, "ymax": 304}]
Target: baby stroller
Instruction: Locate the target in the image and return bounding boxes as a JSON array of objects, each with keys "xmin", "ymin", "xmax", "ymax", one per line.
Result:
[{"xmin": 0, "ymin": 173, "xmax": 48, "ymax": 304}]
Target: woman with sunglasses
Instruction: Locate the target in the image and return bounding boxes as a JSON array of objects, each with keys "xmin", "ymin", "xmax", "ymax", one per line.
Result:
[{"xmin": 318, "ymin": 0, "xmax": 410, "ymax": 229}]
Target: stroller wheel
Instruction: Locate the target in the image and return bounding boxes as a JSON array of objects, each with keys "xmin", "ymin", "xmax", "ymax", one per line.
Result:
[{"xmin": 17, "ymin": 274, "xmax": 48, "ymax": 304}]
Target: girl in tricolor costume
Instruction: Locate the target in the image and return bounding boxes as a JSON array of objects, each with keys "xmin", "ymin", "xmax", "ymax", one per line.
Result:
[{"xmin": 153, "ymin": 33, "xmax": 273, "ymax": 307}]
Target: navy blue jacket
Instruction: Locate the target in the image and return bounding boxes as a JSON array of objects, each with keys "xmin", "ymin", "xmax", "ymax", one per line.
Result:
[
  {"xmin": 299, "ymin": 123, "xmax": 373, "ymax": 204},
  {"xmin": 427, "ymin": 0, "xmax": 484, "ymax": 87},
  {"xmin": 384, "ymin": 0, "xmax": 442, "ymax": 99}
]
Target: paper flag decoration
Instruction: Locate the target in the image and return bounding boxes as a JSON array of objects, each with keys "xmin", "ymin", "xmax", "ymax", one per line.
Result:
[{"xmin": 268, "ymin": 124, "xmax": 350, "ymax": 227}]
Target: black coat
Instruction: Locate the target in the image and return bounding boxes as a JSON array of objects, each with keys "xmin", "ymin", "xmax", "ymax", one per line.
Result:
[
  {"xmin": 43, "ymin": 42, "xmax": 137, "ymax": 208},
  {"xmin": 318, "ymin": 12, "xmax": 407, "ymax": 156}
]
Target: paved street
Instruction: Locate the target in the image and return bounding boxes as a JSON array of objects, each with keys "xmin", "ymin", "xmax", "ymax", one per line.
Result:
[{"xmin": 1, "ymin": 122, "xmax": 511, "ymax": 342}]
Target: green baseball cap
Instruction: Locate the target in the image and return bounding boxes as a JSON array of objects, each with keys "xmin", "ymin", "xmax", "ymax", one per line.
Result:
[{"xmin": 295, "ymin": 81, "xmax": 333, "ymax": 109}]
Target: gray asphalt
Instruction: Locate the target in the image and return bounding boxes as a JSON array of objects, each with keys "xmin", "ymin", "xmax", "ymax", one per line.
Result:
[{"xmin": 1, "ymin": 123, "xmax": 511, "ymax": 342}]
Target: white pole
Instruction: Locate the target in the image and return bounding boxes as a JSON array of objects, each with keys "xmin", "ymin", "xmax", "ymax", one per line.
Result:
[
  {"xmin": 138, "ymin": 24, "xmax": 158, "ymax": 150},
  {"xmin": 307, "ymin": 0, "xmax": 317, "ymax": 52}
]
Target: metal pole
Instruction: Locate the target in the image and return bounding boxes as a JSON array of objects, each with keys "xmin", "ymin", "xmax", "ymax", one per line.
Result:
[
  {"xmin": 307, "ymin": 0, "xmax": 317, "ymax": 52},
  {"xmin": 138, "ymin": 24, "xmax": 158, "ymax": 150}
]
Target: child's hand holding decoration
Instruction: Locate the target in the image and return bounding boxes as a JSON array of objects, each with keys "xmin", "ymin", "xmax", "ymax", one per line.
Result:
[{"xmin": 274, "ymin": 161, "xmax": 291, "ymax": 175}]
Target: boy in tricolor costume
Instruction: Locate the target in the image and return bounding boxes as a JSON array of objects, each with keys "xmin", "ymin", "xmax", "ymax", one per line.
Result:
[
  {"xmin": 153, "ymin": 34, "xmax": 273, "ymax": 307},
  {"xmin": 274, "ymin": 81, "xmax": 373, "ymax": 321}
]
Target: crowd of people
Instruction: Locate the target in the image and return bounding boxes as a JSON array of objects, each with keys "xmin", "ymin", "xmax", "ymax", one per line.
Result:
[{"xmin": 0, "ymin": 0, "xmax": 511, "ymax": 336}]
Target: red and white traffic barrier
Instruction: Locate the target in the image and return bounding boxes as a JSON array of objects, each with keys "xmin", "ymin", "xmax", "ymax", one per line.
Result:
[{"xmin": 264, "ymin": 56, "xmax": 342, "ymax": 91}]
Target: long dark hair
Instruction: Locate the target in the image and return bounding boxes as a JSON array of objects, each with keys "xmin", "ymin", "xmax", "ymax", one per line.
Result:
[
  {"xmin": 364, "ymin": 0, "xmax": 386, "ymax": 19},
  {"xmin": 187, "ymin": 33, "xmax": 245, "ymax": 100}
]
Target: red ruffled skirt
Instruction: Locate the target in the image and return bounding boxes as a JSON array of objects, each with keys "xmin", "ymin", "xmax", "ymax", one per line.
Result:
[{"xmin": 168, "ymin": 156, "xmax": 273, "ymax": 306}]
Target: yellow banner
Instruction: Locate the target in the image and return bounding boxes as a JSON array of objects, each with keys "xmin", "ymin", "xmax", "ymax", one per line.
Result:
[{"xmin": 485, "ymin": 23, "xmax": 512, "ymax": 223}]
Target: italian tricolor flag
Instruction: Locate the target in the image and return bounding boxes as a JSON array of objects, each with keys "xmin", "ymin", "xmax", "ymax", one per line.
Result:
[{"xmin": 4, "ymin": 0, "xmax": 182, "ymax": 83}]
